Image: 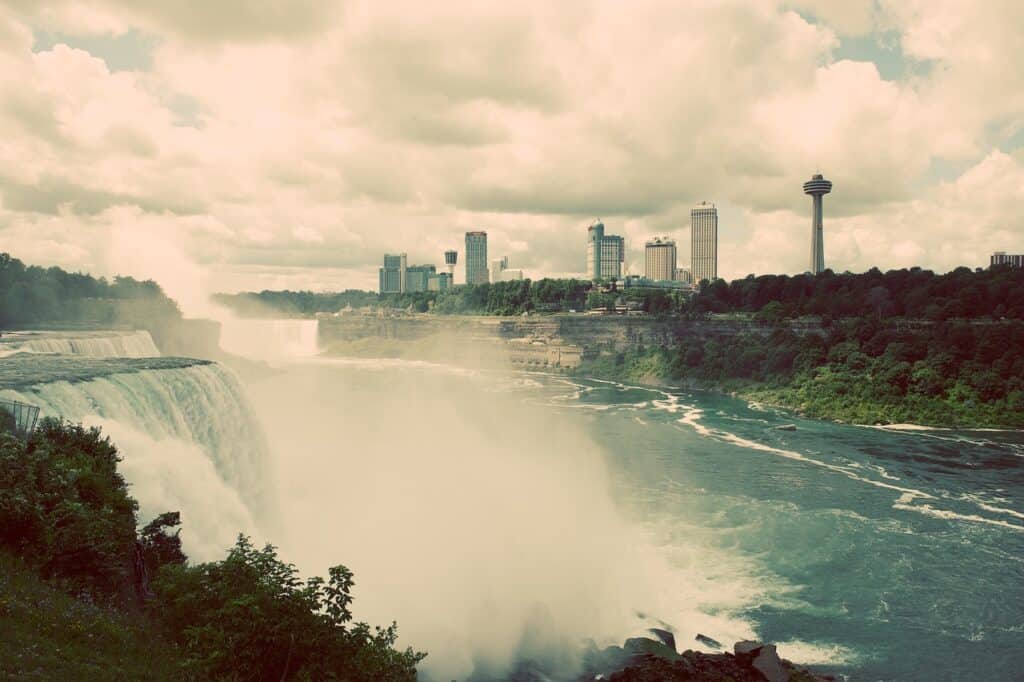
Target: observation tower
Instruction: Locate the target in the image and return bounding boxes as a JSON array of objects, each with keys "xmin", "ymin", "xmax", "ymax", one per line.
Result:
[
  {"xmin": 444, "ymin": 249, "xmax": 458, "ymax": 278},
  {"xmin": 803, "ymin": 173, "xmax": 832, "ymax": 275}
]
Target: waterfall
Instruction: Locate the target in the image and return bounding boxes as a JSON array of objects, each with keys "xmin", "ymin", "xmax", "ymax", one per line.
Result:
[
  {"xmin": 0, "ymin": 330, "xmax": 161, "ymax": 358},
  {"xmin": 0, "ymin": 363, "xmax": 271, "ymax": 559},
  {"xmin": 218, "ymin": 318, "xmax": 319, "ymax": 362}
]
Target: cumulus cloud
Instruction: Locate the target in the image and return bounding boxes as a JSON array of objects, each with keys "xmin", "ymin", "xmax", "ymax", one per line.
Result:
[{"xmin": 0, "ymin": 0, "xmax": 1020, "ymax": 293}]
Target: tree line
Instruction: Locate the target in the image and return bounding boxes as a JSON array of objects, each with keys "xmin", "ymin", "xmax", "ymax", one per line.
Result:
[
  {"xmin": 692, "ymin": 265, "xmax": 1024, "ymax": 321},
  {"xmin": 0, "ymin": 253, "xmax": 180, "ymax": 328},
  {"xmin": 215, "ymin": 266, "xmax": 1024, "ymax": 322}
]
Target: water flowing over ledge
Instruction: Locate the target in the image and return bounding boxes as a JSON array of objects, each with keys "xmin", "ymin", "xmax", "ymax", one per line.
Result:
[
  {"xmin": 0, "ymin": 330, "xmax": 161, "ymax": 358},
  {"xmin": 0, "ymin": 359, "xmax": 273, "ymax": 551},
  {"xmin": 0, "ymin": 354, "xmax": 209, "ymax": 390}
]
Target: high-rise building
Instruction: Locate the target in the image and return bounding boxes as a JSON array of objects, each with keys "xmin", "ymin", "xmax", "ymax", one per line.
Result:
[
  {"xmin": 675, "ymin": 267, "xmax": 693, "ymax": 284},
  {"xmin": 491, "ymin": 256, "xmax": 524, "ymax": 282},
  {"xmin": 804, "ymin": 173, "xmax": 833, "ymax": 274},
  {"xmin": 991, "ymin": 252, "xmax": 1024, "ymax": 268},
  {"xmin": 587, "ymin": 221, "xmax": 625, "ymax": 280},
  {"xmin": 405, "ymin": 264, "xmax": 437, "ymax": 293},
  {"xmin": 379, "ymin": 253, "xmax": 407, "ymax": 294},
  {"xmin": 490, "ymin": 256, "xmax": 507, "ymax": 283},
  {"xmin": 427, "ymin": 272, "xmax": 453, "ymax": 291},
  {"xmin": 645, "ymin": 237, "xmax": 677, "ymax": 281},
  {"xmin": 465, "ymin": 231, "xmax": 488, "ymax": 285},
  {"xmin": 690, "ymin": 202, "xmax": 718, "ymax": 283}
]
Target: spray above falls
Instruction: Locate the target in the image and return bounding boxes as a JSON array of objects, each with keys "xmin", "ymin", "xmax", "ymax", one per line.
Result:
[{"xmin": 217, "ymin": 318, "xmax": 320, "ymax": 363}]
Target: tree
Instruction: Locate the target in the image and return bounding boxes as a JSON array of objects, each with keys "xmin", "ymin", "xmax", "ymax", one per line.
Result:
[
  {"xmin": 139, "ymin": 511, "xmax": 187, "ymax": 581},
  {"xmin": 152, "ymin": 536, "xmax": 425, "ymax": 681}
]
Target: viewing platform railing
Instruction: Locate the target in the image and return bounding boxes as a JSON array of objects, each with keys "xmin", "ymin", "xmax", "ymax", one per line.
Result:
[{"xmin": 0, "ymin": 398, "xmax": 40, "ymax": 437}]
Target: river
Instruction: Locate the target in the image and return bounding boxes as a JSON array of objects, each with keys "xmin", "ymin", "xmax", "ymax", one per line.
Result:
[
  {"xmin": 242, "ymin": 352, "xmax": 1023, "ymax": 681},
  {"xmin": 5, "ymin": 324, "xmax": 1022, "ymax": 680}
]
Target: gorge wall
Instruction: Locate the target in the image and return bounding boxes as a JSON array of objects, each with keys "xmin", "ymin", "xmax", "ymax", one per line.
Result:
[{"xmin": 319, "ymin": 314, "xmax": 825, "ymax": 358}]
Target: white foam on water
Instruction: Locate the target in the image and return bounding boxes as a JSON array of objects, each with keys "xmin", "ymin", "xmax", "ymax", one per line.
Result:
[
  {"xmin": 891, "ymin": 502, "xmax": 1024, "ymax": 532},
  {"xmin": 950, "ymin": 493, "xmax": 1024, "ymax": 521},
  {"xmin": 775, "ymin": 640, "xmax": 862, "ymax": 666},
  {"xmin": 678, "ymin": 407, "xmax": 714, "ymax": 437},
  {"xmin": 677, "ymin": 409, "xmax": 935, "ymax": 502}
]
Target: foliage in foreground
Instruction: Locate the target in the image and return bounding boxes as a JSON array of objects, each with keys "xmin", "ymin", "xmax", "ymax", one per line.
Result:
[
  {"xmin": 155, "ymin": 537, "xmax": 423, "ymax": 681},
  {"xmin": 0, "ymin": 418, "xmax": 424, "ymax": 680},
  {"xmin": 0, "ymin": 550, "xmax": 178, "ymax": 681}
]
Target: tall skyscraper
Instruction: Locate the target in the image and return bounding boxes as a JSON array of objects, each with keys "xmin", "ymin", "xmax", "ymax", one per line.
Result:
[
  {"xmin": 644, "ymin": 237, "xmax": 677, "ymax": 281},
  {"xmin": 465, "ymin": 231, "xmax": 489, "ymax": 285},
  {"xmin": 804, "ymin": 173, "xmax": 833, "ymax": 275},
  {"xmin": 690, "ymin": 202, "xmax": 718, "ymax": 284},
  {"xmin": 379, "ymin": 253, "xmax": 407, "ymax": 294},
  {"xmin": 587, "ymin": 221, "xmax": 624, "ymax": 280}
]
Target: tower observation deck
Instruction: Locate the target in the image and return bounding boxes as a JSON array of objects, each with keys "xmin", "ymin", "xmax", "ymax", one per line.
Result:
[{"xmin": 803, "ymin": 174, "xmax": 832, "ymax": 275}]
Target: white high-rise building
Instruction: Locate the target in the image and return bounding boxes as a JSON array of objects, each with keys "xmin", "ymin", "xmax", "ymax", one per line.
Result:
[
  {"xmin": 690, "ymin": 202, "xmax": 718, "ymax": 284},
  {"xmin": 491, "ymin": 256, "xmax": 524, "ymax": 282},
  {"xmin": 645, "ymin": 237, "xmax": 677, "ymax": 281}
]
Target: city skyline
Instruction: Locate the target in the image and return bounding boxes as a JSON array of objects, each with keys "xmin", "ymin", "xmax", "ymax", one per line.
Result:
[{"xmin": 0, "ymin": 3, "xmax": 1020, "ymax": 311}]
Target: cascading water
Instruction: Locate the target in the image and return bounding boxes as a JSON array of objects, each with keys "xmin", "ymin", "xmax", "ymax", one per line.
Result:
[
  {"xmin": 0, "ymin": 362, "xmax": 272, "ymax": 559},
  {"xmin": 0, "ymin": 330, "xmax": 161, "ymax": 358},
  {"xmin": 217, "ymin": 318, "xmax": 319, "ymax": 363}
]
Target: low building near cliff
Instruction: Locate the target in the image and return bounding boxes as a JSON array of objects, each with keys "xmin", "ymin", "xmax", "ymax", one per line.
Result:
[{"xmin": 505, "ymin": 337, "xmax": 586, "ymax": 368}]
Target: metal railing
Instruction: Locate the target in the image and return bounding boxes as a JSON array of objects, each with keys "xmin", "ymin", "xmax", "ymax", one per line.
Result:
[{"xmin": 0, "ymin": 398, "xmax": 40, "ymax": 436}]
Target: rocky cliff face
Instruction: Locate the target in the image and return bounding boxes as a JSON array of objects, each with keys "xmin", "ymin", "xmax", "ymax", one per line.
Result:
[{"xmin": 320, "ymin": 314, "xmax": 824, "ymax": 357}]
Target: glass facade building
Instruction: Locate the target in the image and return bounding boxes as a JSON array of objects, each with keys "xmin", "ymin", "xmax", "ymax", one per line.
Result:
[
  {"xmin": 379, "ymin": 253, "xmax": 407, "ymax": 294},
  {"xmin": 587, "ymin": 221, "xmax": 624, "ymax": 280},
  {"xmin": 465, "ymin": 231, "xmax": 489, "ymax": 285},
  {"xmin": 405, "ymin": 264, "xmax": 437, "ymax": 293}
]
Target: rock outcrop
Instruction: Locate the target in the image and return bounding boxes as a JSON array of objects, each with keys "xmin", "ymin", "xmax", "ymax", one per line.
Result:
[{"xmin": 579, "ymin": 636, "xmax": 832, "ymax": 682}]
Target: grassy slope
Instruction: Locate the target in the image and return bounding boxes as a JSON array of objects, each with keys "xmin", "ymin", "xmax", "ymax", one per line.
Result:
[{"xmin": 0, "ymin": 552, "xmax": 178, "ymax": 681}]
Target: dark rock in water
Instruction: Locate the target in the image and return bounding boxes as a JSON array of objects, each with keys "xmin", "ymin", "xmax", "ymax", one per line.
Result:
[
  {"xmin": 623, "ymin": 637, "xmax": 679, "ymax": 662},
  {"xmin": 578, "ymin": 636, "xmax": 832, "ymax": 682},
  {"xmin": 581, "ymin": 643, "xmax": 630, "ymax": 679},
  {"xmin": 647, "ymin": 628, "xmax": 676, "ymax": 652},
  {"xmin": 752, "ymin": 644, "xmax": 787, "ymax": 682},
  {"xmin": 733, "ymin": 640, "xmax": 763, "ymax": 657},
  {"xmin": 774, "ymin": 423, "xmax": 797, "ymax": 431},
  {"xmin": 602, "ymin": 650, "xmax": 763, "ymax": 681},
  {"xmin": 694, "ymin": 634, "xmax": 722, "ymax": 650}
]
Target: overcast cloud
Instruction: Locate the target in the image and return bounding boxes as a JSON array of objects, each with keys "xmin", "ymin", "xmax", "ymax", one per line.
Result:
[{"xmin": 0, "ymin": 0, "xmax": 1021, "ymax": 305}]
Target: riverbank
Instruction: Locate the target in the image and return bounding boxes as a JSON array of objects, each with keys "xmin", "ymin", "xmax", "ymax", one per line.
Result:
[{"xmin": 572, "ymin": 349, "xmax": 1024, "ymax": 429}]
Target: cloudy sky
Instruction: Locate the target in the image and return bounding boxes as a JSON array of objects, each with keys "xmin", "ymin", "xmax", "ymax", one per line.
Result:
[{"xmin": 0, "ymin": 1, "xmax": 1021, "ymax": 309}]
